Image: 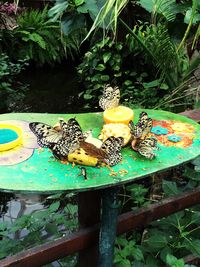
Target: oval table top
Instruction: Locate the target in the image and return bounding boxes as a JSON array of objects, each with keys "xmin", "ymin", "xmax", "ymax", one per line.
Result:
[{"xmin": 0, "ymin": 109, "xmax": 200, "ymax": 193}]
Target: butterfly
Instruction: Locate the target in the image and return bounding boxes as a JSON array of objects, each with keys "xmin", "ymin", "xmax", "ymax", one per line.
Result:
[
  {"xmin": 129, "ymin": 112, "xmax": 159, "ymax": 159},
  {"xmin": 100, "ymin": 136, "xmax": 124, "ymax": 166},
  {"xmin": 29, "ymin": 118, "xmax": 84, "ymax": 159},
  {"xmin": 99, "ymin": 84, "xmax": 120, "ymax": 110},
  {"xmin": 136, "ymin": 137, "xmax": 159, "ymax": 159},
  {"xmin": 129, "ymin": 111, "xmax": 153, "ymax": 141}
]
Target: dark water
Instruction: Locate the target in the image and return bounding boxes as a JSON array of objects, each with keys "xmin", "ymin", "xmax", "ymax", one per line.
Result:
[
  {"xmin": 14, "ymin": 61, "xmax": 86, "ymax": 114},
  {"xmin": 1, "ymin": 61, "xmax": 85, "ymax": 223}
]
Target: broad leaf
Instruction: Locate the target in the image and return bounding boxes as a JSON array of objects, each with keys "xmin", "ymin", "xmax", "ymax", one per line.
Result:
[
  {"xmin": 162, "ymin": 180, "xmax": 180, "ymax": 196},
  {"xmin": 138, "ymin": 0, "xmax": 177, "ymax": 22},
  {"xmin": 75, "ymin": 0, "xmax": 85, "ymax": 6},
  {"xmin": 146, "ymin": 235, "xmax": 168, "ymax": 249},
  {"xmin": 132, "ymin": 247, "xmax": 144, "ymax": 261},
  {"xmin": 48, "ymin": 1, "xmax": 69, "ymax": 21},
  {"xmin": 160, "ymin": 246, "xmax": 173, "ymax": 263},
  {"xmin": 166, "ymin": 254, "xmax": 184, "ymax": 267},
  {"xmin": 103, "ymin": 51, "xmax": 112, "ymax": 63},
  {"xmin": 45, "ymin": 223, "xmax": 58, "ymax": 234},
  {"xmin": 143, "ymin": 79, "xmax": 160, "ymax": 88},
  {"xmin": 77, "ymin": 0, "xmax": 99, "ymax": 18},
  {"xmin": 61, "ymin": 13, "xmax": 86, "ymax": 35},
  {"xmin": 49, "ymin": 201, "xmax": 60, "ymax": 212},
  {"xmin": 183, "ymin": 239, "xmax": 200, "ymax": 257},
  {"xmin": 184, "ymin": 8, "xmax": 200, "ymax": 24}
]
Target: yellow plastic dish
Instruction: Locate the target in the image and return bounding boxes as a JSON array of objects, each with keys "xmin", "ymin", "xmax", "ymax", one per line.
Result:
[
  {"xmin": 0, "ymin": 123, "xmax": 22, "ymax": 152},
  {"xmin": 103, "ymin": 105, "xmax": 134, "ymax": 125}
]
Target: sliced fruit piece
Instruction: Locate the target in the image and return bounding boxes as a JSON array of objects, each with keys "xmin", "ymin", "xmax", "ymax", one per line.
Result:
[
  {"xmin": 103, "ymin": 105, "xmax": 134, "ymax": 125},
  {"xmin": 99, "ymin": 123, "xmax": 131, "ymax": 146},
  {"xmin": 68, "ymin": 137, "xmax": 104, "ymax": 166},
  {"xmin": 68, "ymin": 148, "xmax": 98, "ymax": 166}
]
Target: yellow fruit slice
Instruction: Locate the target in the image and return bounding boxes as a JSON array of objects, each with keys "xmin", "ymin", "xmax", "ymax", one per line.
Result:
[
  {"xmin": 68, "ymin": 137, "xmax": 103, "ymax": 166},
  {"xmin": 68, "ymin": 148, "xmax": 98, "ymax": 166},
  {"xmin": 103, "ymin": 105, "xmax": 134, "ymax": 125},
  {"xmin": 99, "ymin": 123, "xmax": 131, "ymax": 146}
]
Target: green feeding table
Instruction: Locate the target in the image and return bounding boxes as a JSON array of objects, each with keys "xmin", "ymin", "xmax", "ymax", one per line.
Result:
[{"xmin": 0, "ymin": 109, "xmax": 200, "ymax": 267}]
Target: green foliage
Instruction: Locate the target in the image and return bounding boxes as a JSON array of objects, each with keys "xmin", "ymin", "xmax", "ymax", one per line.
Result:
[
  {"xmin": 138, "ymin": 0, "xmax": 178, "ymax": 22},
  {"xmin": 77, "ymin": 36, "xmax": 167, "ymax": 110},
  {"xmin": 0, "ymin": 53, "xmax": 28, "ymax": 112},
  {"xmin": 113, "ymin": 159, "xmax": 200, "ymax": 267},
  {"xmin": 123, "ymin": 21, "xmax": 190, "ymax": 89},
  {"xmin": 126, "ymin": 184, "xmax": 149, "ymax": 207},
  {"xmin": 49, "ymin": 0, "xmax": 129, "ymax": 42},
  {"xmin": 115, "ymin": 178, "xmax": 200, "ymax": 266},
  {"xmin": 1, "ymin": 7, "xmax": 80, "ymax": 65},
  {"xmin": 78, "ymin": 0, "xmax": 200, "ymax": 111},
  {"xmin": 114, "ymin": 237, "xmax": 144, "ymax": 267},
  {"xmin": 12, "ymin": 8, "xmax": 66, "ymax": 65},
  {"xmin": 0, "ymin": 193, "xmax": 78, "ymax": 264},
  {"xmin": 48, "ymin": 0, "xmax": 100, "ymax": 37}
]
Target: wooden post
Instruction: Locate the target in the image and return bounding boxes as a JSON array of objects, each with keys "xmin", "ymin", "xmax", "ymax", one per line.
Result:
[{"xmin": 78, "ymin": 190, "xmax": 101, "ymax": 267}]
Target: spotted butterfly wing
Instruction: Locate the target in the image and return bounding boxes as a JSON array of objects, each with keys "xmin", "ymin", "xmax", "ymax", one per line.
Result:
[
  {"xmin": 51, "ymin": 136, "xmax": 81, "ymax": 159},
  {"xmin": 129, "ymin": 112, "xmax": 153, "ymax": 140},
  {"xmin": 128, "ymin": 120, "xmax": 143, "ymax": 139},
  {"xmin": 101, "ymin": 136, "xmax": 124, "ymax": 166},
  {"xmin": 29, "ymin": 122, "xmax": 62, "ymax": 148},
  {"xmin": 60, "ymin": 118, "xmax": 84, "ymax": 142},
  {"xmin": 99, "ymin": 84, "xmax": 120, "ymax": 110},
  {"xmin": 137, "ymin": 137, "xmax": 158, "ymax": 159},
  {"xmin": 29, "ymin": 118, "xmax": 84, "ymax": 160}
]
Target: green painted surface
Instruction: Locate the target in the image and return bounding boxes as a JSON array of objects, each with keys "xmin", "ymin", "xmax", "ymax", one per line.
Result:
[{"xmin": 0, "ymin": 109, "xmax": 200, "ymax": 193}]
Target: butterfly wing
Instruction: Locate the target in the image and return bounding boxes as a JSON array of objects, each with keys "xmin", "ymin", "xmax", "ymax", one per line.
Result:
[
  {"xmin": 50, "ymin": 118, "xmax": 84, "ymax": 159},
  {"xmin": 137, "ymin": 137, "xmax": 158, "ymax": 159},
  {"xmin": 29, "ymin": 122, "xmax": 62, "ymax": 148},
  {"xmin": 130, "ymin": 112, "xmax": 153, "ymax": 140},
  {"xmin": 60, "ymin": 118, "xmax": 84, "ymax": 141},
  {"xmin": 99, "ymin": 85, "xmax": 120, "ymax": 110},
  {"xmin": 140, "ymin": 118, "xmax": 153, "ymax": 139},
  {"xmin": 51, "ymin": 136, "xmax": 80, "ymax": 159},
  {"xmin": 101, "ymin": 136, "xmax": 123, "ymax": 166},
  {"xmin": 30, "ymin": 118, "xmax": 84, "ymax": 160}
]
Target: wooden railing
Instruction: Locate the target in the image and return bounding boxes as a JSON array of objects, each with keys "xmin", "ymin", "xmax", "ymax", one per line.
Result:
[
  {"xmin": 1, "ymin": 187, "xmax": 200, "ymax": 267},
  {"xmin": 0, "ymin": 109, "xmax": 200, "ymax": 267}
]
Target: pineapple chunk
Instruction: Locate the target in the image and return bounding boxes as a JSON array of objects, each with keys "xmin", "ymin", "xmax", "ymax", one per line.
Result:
[{"xmin": 99, "ymin": 123, "xmax": 131, "ymax": 146}]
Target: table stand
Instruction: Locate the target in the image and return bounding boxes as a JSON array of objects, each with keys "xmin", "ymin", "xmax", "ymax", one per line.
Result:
[
  {"xmin": 98, "ymin": 187, "xmax": 119, "ymax": 267},
  {"xmin": 78, "ymin": 191, "xmax": 101, "ymax": 267}
]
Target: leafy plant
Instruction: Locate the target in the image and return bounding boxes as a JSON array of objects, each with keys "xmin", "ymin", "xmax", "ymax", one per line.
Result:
[
  {"xmin": 0, "ymin": 192, "xmax": 78, "ymax": 266},
  {"xmin": 126, "ymin": 184, "xmax": 149, "ymax": 208},
  {"xmin": 79, "ymin": 0, "xmax": 200, "ymax": 111},
  {"xmin": 48, "ymin": 0, "xmax": 100, "ymax": 37},
  {"xmin": 13, "ymin": 7, "xmax": 65, "ymax": 65},
  {"xmin": 0, "ymin": 53, "xmax": 28, "ymax": 113},
  {"xmin": 1, "ymin": 7, "xmax": 81, "ymax": 65},
  {"xmin": 77, "ymin": 36, "xmax": 167, "ymax": 110}
]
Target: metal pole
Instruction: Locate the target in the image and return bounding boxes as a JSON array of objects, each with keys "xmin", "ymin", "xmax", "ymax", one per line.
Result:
[{"xmin": 98, "ymin": 187, "xmax": 119, "ymax": 267}]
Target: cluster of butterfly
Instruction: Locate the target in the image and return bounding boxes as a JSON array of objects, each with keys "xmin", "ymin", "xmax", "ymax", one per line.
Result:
[
  {"xmin": 29, "ymin": 118, "xmax": 123, "ymax": 166},
  {"xmin": 30, "ymin": 85, "xmax": 159, "ymax": 168},
  {"xmin": 129, "ymin": 111, "xmax": 159, "ymax": 159},
  {"xmin": 99, "ymin": 84, "xmax": 159, "ymax": 159}
]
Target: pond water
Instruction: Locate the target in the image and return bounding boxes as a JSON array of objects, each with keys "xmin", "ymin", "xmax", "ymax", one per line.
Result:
[
  {"xmin": 0, "ymin": 60, "xmax": 85, "ymax": 223},
  {"xmin": 12, "ymin": 60, "xmax": 87, "ymax": 114}
]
